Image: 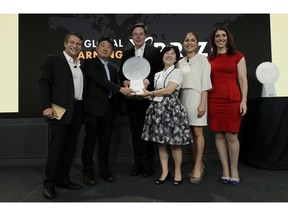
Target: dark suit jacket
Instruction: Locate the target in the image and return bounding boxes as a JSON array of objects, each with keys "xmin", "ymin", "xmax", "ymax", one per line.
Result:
[
  {"xmin": 119, "ymin": 44, "xmax": 162, "ymax": 111},
  {"xmin": 39, "ymin": 53, "xmax": 84, "ymax": 125},
  {"xmin": 83, "ymin": 56, "xmax": 121, "ymax": 117}
]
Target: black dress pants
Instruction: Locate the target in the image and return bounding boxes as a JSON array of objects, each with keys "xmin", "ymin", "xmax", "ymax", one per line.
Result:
[
  {"xmin": 127, "ymin": 107, "xmax": 155, "ymax": 169},
  {"xmin": 43, "ymin": 102, "xmax": 82, "ymax": 189},
  {"xmin": 81, "ymin": 100, "xmax": 113, "ymax": 175}
]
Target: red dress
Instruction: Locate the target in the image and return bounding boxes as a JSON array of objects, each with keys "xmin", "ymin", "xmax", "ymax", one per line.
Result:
[{"xmin": 208, "ymin": 52, "xmax": 244, "ymax": 132}]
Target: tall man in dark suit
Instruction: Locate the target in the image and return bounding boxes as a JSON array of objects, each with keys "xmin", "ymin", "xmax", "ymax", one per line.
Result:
[
  {"xmin": 39, "ymin": 32, "xmax": 84, "ymax": 199},
  {"xmin": 81, "ymin": 36, "xmax": 133, "ymax": 185},
  {"xmin": 119, "ymin": 23, "xmax": 163, "ymax": 177}
]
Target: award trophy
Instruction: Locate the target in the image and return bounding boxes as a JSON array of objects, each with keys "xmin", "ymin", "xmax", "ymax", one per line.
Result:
[
  {"xmin": 256, "ymin": 62, "xmax": 279, "ymax": 97},
  {"xmin": 122, "ymin": 57, "xmax": 151, "ymax": 95}
]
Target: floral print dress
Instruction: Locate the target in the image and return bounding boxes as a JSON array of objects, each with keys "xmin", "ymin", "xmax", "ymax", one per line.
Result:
[{"xmin": 142, "ymin": 65, "xmax": 192, "ymax": 146}]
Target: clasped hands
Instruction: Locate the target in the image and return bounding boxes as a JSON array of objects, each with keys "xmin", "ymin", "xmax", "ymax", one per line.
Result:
[
  {"xmin": 120, "ymin": 87, "xmax": 152, "ymax": 99},
  {"xmin": 119, "ymin": 87, "xmax": 134, "ymax": 97},
  {"xmin": 123, "ymin": 79, "xmax": 150, "ymax": 99}
]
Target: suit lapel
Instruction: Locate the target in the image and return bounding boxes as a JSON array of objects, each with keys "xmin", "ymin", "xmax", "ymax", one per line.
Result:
[
  {"xmin": 95, "ymin": 57, "xmax": 111, "ymax": 81},
  {"xmin": 60, "ymin": 53, "xmax": 74, "ymax": 80},
  {"xmin": 143, "ymin": 45, "xmax": 150, "ymax": 59},
  {"xmin": 128, "ymin": 48, "xmax": 135, "ymax": 58}
]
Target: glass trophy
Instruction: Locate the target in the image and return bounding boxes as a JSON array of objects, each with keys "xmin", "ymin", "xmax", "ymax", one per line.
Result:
[
  {"xmin": 123, "ymin": 57, "xmax": 151, "ymax": 95},
  {"xmin": 256, "ymin": 62, "xmax": 279, "ymax": 97}
]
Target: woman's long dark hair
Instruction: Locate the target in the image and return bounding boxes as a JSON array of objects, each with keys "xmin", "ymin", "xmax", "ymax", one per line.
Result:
[{"xmin": 208, "ymin": 26, "xmax": 238, "ymax": 60}]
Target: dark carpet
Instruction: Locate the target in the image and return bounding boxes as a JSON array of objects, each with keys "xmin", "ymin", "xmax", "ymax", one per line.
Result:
[{"xmin": 1, "ymin": 155, "xmax": 288, "ymax": 203}]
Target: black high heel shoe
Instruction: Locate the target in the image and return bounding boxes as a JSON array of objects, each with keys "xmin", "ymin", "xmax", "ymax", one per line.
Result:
[
  {"xmin": 155, "ymin": 171, "xmax": 170, "ymax": 185},
  {"xmin": 173, "ymin": 179, "xmax": 182, "ymax": 186}
]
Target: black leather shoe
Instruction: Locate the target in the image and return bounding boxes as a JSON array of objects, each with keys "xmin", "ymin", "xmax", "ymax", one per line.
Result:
[
  {"xmin": 142, "ymin": 168, "xmax": 154, "ymax": 177},
  {"xmin": 57, "ymin": 181, "xmax": 81, "ymax": 189},
  {"xmin": 83, "ymin": 175, "xmax": 97, "ymax": 186},
  {"xmin": 130, "ymin": 167, "xmax": 143, "ymax": 176},
  {"xmin": 43, "ymin": 187, "xmax": 55, "ymax": 199},
  {"xmin": 99, "ymin": 171, "xmax": 115, "ymax": 182}
]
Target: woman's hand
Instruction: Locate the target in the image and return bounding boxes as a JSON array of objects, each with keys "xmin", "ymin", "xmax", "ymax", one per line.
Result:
[
  {"xmin": 138, "ymin": 89, "xmax": 152, "ymax": 99},
  {"xmin": 240, "ymin": 101, "xmax": 247, "ymax": 116}
]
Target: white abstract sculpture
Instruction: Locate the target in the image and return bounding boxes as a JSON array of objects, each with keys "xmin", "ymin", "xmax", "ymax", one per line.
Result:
[{"xmin": 256, "ymin": 62, "xmax": 279, "ymax": 97}]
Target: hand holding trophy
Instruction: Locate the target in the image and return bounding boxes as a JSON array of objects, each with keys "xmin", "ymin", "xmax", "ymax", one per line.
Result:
[{"xmin": 122, "ymin": 56, "xmax": 151, "ymax": 95}]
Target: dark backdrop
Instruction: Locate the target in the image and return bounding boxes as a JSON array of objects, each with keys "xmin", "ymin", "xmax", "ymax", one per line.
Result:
[{"xmin": 1, "ymin": 14, "xmax": 271, "ymax": 118}]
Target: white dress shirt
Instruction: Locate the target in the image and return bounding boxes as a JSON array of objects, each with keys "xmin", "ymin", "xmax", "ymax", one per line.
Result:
[
  {"xmin": 134, "ymin": 43, "xmax": 146, "ymax": 57},
  {"xmin": 63, "ymin": 51, "xmax": 83, "ymax": 100}
]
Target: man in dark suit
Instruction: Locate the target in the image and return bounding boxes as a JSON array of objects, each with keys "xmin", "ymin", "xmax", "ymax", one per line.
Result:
[
  {"xmin": 119, "ymin": 23, "xmax": 163, "ymax": 177},
  {"xmin": 39, "ymin": 32, "xmax": 84, "ymax": 199},
  {"xmin": 81, "ymin": 35, "xmax": 133, "ymax": 185}
]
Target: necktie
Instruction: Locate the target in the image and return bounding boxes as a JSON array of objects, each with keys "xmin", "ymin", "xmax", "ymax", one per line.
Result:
[
  {"xmin": 104, "ymin": 62, "xmax": 111, "ymax": 81},
  {"xmin": 104, "ymin": 62, "xmax": 112, "ymax": 98}
]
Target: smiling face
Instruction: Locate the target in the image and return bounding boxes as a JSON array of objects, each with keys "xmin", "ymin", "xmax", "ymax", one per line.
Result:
[
  {"xmin": 214, "ymin": 29, "xmax": 228, "ymax": 52},
  {"xmin": 131, "ymin": 26, "xmax": 146, "ymax": 49},
  {"xmin": 96, "ymin": 40, "xmax": 113, "ymax": 61},
  {"xmin": 64, "ymin": 35, "xmax": 83, "ymax": 59},
  {"xmin": 163, "ymin": 49, "xmax": 177, "ymax": 68},
  {"xmin": 183, "ymin": 32, "xmax": 198, "ymax": 54}
]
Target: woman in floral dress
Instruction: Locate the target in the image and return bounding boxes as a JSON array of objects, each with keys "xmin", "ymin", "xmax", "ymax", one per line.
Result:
[{"xmin": 140, "ymin": 45, "xmax": 192, "ymax": 185}]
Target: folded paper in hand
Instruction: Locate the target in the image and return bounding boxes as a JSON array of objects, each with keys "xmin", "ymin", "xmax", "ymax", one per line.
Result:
[{"xmin": 52, "ymin": 103, "xmax": 66, "ymax": 120}]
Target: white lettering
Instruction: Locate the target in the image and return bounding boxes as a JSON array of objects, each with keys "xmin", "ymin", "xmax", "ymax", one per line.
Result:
[
  {"xmin": 85, "ymin": 39, "xmax": 124, "ymax": 48},
  {"xmin": 170, "ymin": 42, "xmax": 183, "ymax": 57},
  {"xmin": 154, "ymin": 42, "xmax": 166, "ymax": 51},
  {"xmin": 84, "ymin": 40, "xmax": 97, "ymax": 48},
  {"xmin": 145, "ymin": 37, "xmax": 153, "ymax": 45},
  {"xmin": 83, "ymin": 37, "xmax": 208, "ymax": 59},
  {"xmin": 198, "ymin": 42, "xmax": 208, "ymax": 57},
  {"xmin": 114, "ymin": 39, "xmax": 123, "ymax": 48},
  {"xmin": 84, "ymin": 40, "xmax": 91, "ymax": 48}
]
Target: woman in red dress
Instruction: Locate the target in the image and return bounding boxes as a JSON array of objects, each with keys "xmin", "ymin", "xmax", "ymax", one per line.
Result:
[{"xmin": 208, "ymin": 26, "xmax": 248, "ymax": 185}]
